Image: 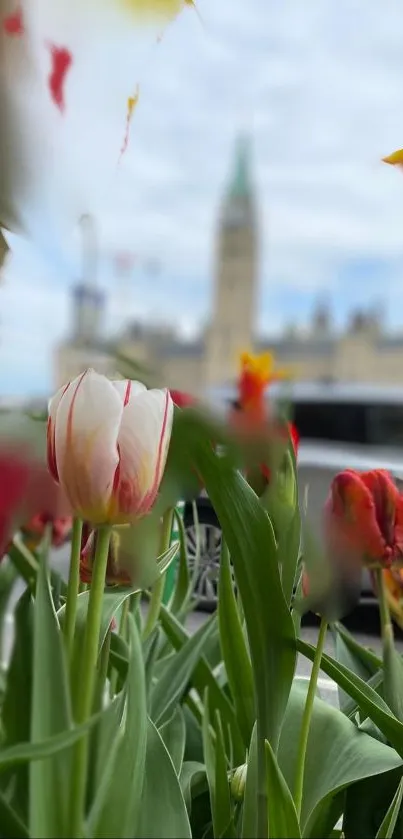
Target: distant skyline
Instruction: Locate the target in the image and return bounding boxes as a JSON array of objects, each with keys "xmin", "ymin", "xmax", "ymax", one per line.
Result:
[{"xmin": 2, "ymin": 0, "xmax": 403, "ymax": 397}]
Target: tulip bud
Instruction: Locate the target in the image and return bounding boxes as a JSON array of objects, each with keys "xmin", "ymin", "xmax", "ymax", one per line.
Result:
[
  {"xmin": 230, "ymin": 763, "xmax": 247, "ymax": 802},
  {"xmin": 325, "ymin": 469, "xmax": 403, "ymax": 570},
  {"xmin": 47, "ymin": 370, "xmax": 173, "ymax": 526},
  {"xmin": 260, "ymin": 450, "xmax": 297, "ymax": 535}
]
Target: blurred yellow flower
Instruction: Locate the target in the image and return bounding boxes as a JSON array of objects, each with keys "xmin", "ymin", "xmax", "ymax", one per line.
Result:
[
  {"xmin": 382, "ymin": 149, "xmax": 403, "ymax": 167},
  {"xmin": 239, "ymin": 350, "xmax": 291, "ymax": 385},
  {"xmin": 120, "ymin": 0, "xmax": 192, "ymax": 19}
]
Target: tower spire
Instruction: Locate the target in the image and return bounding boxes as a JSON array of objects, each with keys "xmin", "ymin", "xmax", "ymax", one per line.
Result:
[
  {"xmin": 222, "ymin": 135, "xmax": 254, "ymax": 229},
  {"xmin": 228, "ymin": 135, "xmax": 252, "ymax": 200}
]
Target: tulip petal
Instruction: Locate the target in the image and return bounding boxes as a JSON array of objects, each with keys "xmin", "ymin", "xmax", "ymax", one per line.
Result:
[
  {"xmin": 54, "ymin": 370, "xmax": 123, "ymax": 521},
  {"xmin": 326, "ymin": 470, "xmax": 390, "ymax": 567},
  {"xmin": 113, "ymin": 388, "xmax": 173, "ymax": 518},
  {"xmin": 112, "ymin": 379, "xmax": 147, "ymax": 405},
  {"xmin": 47, "ymin": 381, "xmax": 71, "ymax": 481}
]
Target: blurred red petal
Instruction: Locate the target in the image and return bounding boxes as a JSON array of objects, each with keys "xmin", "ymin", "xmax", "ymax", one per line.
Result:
[
  {"xmin": 3, "ymin": 5, "xmax": 24, "ymax": 35},
  {"xmin": 47, "ymin": 44, "xmax": 73, "ymax": 112}
]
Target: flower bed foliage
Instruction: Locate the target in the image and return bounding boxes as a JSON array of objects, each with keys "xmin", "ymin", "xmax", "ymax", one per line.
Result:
[
  {"xmin": 0, "ymin": 368, "xmax": 401, "ymax": 839},
  {"xmin": 3, "ymin": 3, "xmax": 403, "ymax": 836}
]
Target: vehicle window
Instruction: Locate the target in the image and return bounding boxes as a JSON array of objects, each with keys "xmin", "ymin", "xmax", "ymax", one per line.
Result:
[
  {"xmin": 366, "ymin": 404, "xmax": 403, "ymax": 447},
  {"xmin": 292, "ymin": 401, "xmax": 367, "ymax": 444}
]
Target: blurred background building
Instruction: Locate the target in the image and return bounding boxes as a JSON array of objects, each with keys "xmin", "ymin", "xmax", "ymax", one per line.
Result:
[{"xmin": 54, "ymin": 137, "xmax": 403, "ymax": 393}]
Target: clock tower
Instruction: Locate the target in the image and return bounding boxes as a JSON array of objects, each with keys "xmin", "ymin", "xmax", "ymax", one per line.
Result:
[{"xmin": 206, "ymin": 135, "xmax": 258, "ymax": 385}]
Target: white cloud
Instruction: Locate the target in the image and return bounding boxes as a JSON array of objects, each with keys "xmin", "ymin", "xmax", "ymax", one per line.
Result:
[{"xmin": 3, "ymin": 0, "xmax": 403, "ymax": 395}]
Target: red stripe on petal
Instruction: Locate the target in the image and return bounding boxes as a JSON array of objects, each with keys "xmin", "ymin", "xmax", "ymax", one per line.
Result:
[
  {"xmin": 123, "ymin": 381, "xmax": 131, "ymax": 407},
  {"xmin": 3, "ymin": 6, "xmax": 24, "ymax": 35},
  {"xmin": 47, "ymin": 417, "xmax": 59, "ymax": 482},
  {"xmin": 141, "ymin": 390, "xmax": 170, "ymax": 512},
  {"xmin": 47, "ymin": 44, "xmax": 72, "ymax": 112}
]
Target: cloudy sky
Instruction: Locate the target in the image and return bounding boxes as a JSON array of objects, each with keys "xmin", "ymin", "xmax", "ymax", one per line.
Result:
[{"xmin": 2, "ymin": 0, "xmax": 403, "ymax": 397}]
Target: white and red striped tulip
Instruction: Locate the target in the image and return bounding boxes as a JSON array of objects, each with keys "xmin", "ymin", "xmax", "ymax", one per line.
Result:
[{"xmin": 47, "ymin": 369, "xmax": 173, "ymax": 524}]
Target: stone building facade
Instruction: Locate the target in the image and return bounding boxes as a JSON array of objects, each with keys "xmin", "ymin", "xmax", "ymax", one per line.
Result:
[{"xmin": 55, "ymin": 138, "xmax": 403, "ymax": 392}]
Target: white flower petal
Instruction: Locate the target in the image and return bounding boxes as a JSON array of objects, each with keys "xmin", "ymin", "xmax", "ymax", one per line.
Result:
[
  {"xmin": 54, "ymin": 369, "xmax": 123, "ymax": 521},
  {"xmin": 47, "ymin": 380, "xmax": 71, "ymax": 481},
  {"xmin": 112, "ymin": 379, "xmax": 147, "ymax": 404},
  {"xmin": 114, "ymin": 387, "xmax": 173, "ymax": 518}
]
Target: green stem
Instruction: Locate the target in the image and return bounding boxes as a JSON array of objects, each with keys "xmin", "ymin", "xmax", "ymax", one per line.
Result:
[
  {"xmin": 69, "ymin": 525, "xmax": 111, "ymax": 838},
  {"xmin": 376, "ymin": 567, "xmax": 394, "ymax": 647},
  {"xmin": 64, "ymin": 518, "xmax": 83, "ymax": 663},
  {"xmin": 375, "ymin": 568, "xmax": 398, "ymax": 672},
  {"xmin": 294, "ymin": 616, "xmax": 327, "ymax": 818},
  {"xmin": 142, "ymin": 508, "xmax": 174, "ymax": 641}
]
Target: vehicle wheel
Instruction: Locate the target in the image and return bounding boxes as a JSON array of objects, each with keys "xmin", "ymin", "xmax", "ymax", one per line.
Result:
[{"xmin": 183, "ymin": 503, "xmax": 223, "ymax": 611}]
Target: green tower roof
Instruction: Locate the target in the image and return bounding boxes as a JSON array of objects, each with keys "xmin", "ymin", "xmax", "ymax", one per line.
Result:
[{"xmin": 228, "ymin": 135, "xmax": 252, "ymax": 200}]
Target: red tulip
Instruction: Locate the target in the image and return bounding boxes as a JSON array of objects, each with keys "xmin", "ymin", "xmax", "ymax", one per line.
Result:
[
  {"xmin": 21, "ymin": 513, "xmax": 72, "ymax": 551},
  {"xmin": 0, "ymin": 446, "xmax": 71, "ymax": 558},
  {"xmin": 170, "ymin": 389, "xmax": 195, "ymax": 409},
  {"xmin": 325, "ymin": 469, "xmax": 403, "ymax": 569}
]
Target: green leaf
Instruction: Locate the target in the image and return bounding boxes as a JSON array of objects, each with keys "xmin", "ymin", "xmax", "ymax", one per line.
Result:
[
  {"xmin": 144, "ymin": 627, "xmax": 161, "ymax": 707},
  {"xmin": 170, "ymin": 508, "xmax": 190, "ymax": 615},
  {"xmin": 332, "ymin": 621, "xmax": 382, "ymax": 672},
  {"xmin": 109, "ymin": 630, "xmax": 130, "ymax": 680},
  {"xmin": 29, "ymin": 550, "xmax": 72, "ymax": 838},
  {"xmin": 2, "ymin": 590, "xmax": 33, "ymax": 816},
  {"xmin": 214, "ymin": 710, "xmax": 233, "ymax": 838},
  {"xmin": 160, "ymin": 706, "xmax": 186, "ymax": 775},
  {"xmin": 265, "ymin": 739, "xmax": 301, "ymax": 838},
  {"xmin": 187, "ymin": 413, "xmax": 296, "ymax": 750},
  {"xmin": 156, "ymin": 602, "xmax": 245, "ymax": 764},
  {"xmin": 277, "ymin": 683, "xmax": 403, "ymax": 837},
  {"xmin": 58, "ymin": 587, "xmax": 135, "ymax": 712},
  {"xmin": 376, "ymin": 776, "xmax": 403, "ymax": 838},
  {"xmin": 150, "ymin": 613, "xmax": 221, "ymax": 726},
  {"xmin": 218, "ymin": 540, "xmax": 254, "ymax": 749},
  {"xmin": 202, "ymin": 690, "xmax": 232, "ymax": 839},
  {"xmin": 297, "ymin": 638, "xmax": 403, "ymax": 756},
  {"xmin": 343, "ymin": 766, "xmax": 403, "ymax": 838},
  {"xmin": 58, "ymin": 588, "xmax": 136, "ymax": 657},
  {"xmin": 383, "ymin": 637, "xmax": 403, "ymax": 723},
  {"xmin": 7, "ymin": 540, "xmax": 39, "ymax": 590},
  {"xmin": 135, "ymin": 717, "xmax": 192, "ymax": 838},
  {"xmin": 279, "ymin": 508, "xmax": 301, "ymax": 610},
  {"xmin": 88, "ymin": 615, "xmax": 148, "ymax": 838},
  {"xmin": 0, "ymin": 711, "xmax": 103, "ymax": 770},
  {"xmin": 87, "ymin": 691, "xmax": 125, "ymax": 807},
  {"xmin": 0, "ymin": 788, "xmax": 29, "ymax": 839},
  {"xmin": 180, "ymin": 761, "xmax": 207, "ymax": 813},
  {"xmin": 242, "ymin": 723, "xmax": 257, "ymax": 839},
  {"xmin": 332, "ymin": 622, "xmax": 381, "ymax": 716}
]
